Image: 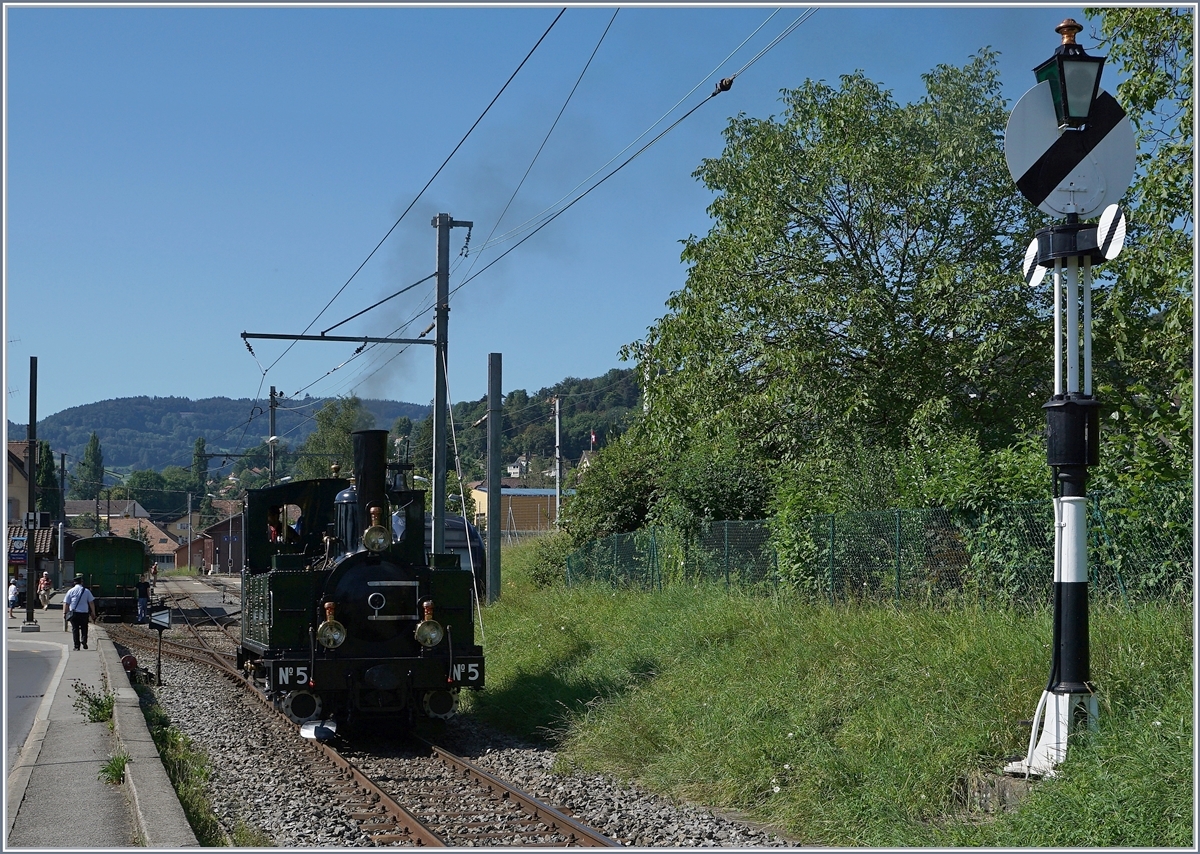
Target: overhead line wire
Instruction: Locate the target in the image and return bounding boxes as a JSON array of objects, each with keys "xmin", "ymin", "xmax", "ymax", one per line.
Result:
[
  {"xmin": 458, "ymin": 8, "xmax": 619, "ymax": 285},
  {"xmin": 449, "ymin": 8, "xmax": 818, "ymax": 297},
  {"xmin": 474, "ymin": 8, "xmax": 789, "ymax": 254},
  {"xmin": 259, "ymin": 7, "xmax": 567, "ymax": 378}
]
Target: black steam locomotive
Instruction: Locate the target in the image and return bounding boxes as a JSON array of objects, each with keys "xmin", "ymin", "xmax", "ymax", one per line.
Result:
[{"xmin": 237, "ymin": 429, "xmax": 484, "ymax": 731}]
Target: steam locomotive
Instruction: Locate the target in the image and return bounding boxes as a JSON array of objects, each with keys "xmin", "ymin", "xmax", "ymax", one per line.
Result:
[{"xmin": 237, "ymin": 429, "xmax": 484, "ymax": 731}]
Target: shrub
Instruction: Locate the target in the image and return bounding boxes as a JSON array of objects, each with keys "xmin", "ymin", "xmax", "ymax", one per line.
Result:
[{"xmin": 528, "ymin": 530, "xmax": 576, "ymax": 588}]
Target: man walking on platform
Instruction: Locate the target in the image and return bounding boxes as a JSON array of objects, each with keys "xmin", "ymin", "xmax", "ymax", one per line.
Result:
[
  {"xmin": 62, "ymin": 575, "xmax": 96, "ymax": 650},
  {"xmin": 135, "ymin": 576, "xmax": 151, "ymax": 623}
]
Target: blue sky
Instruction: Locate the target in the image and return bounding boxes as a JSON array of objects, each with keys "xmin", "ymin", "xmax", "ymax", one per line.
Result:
[{"xmin": 6, "ymin": 3, "xmax": 1095, "ymax": 427}]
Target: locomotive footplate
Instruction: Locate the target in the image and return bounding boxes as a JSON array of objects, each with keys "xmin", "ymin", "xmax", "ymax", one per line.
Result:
[{"xmin": 270, "ymin": 655, "xmax": 484, "ymax": 693}]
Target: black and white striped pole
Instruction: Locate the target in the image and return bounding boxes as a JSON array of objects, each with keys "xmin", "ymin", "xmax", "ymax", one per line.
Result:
[{"xmin": 1002, "ymin": 19, "xmax": 1133, "ymax": 779}]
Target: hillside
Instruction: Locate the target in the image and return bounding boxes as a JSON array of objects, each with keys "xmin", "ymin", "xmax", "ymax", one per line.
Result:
[{"xmin": 8, "ymin": 395, "xmax": 430, "ymax": 474}]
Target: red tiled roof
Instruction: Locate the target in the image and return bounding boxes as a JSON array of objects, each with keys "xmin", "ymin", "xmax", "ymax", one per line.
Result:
[{"xmin": 6, "ymin": 525, "xmax": 56, "ymax": 556}]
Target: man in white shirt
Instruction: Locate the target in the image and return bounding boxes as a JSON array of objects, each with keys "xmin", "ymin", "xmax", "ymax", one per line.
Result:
[{"xmin": 62, "ymin": 575, "xmax": 96, "ymax": 651}]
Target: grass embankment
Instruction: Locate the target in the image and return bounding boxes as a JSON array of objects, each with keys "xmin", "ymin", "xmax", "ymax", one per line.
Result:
[{"xmin": 464, "ymin": 539, "xmax": 1193, "ymax": 847}]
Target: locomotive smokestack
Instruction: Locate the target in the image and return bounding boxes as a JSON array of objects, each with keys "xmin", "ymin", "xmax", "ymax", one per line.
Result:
[{"xmin": 352, "ymin": 430, "xmax": 390, "ymax": 524}]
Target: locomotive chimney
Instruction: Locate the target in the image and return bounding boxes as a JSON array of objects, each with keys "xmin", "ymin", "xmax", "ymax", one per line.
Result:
[{"xmin": 352, "ymin": 429, "xmax": 390, "ymax": 526}]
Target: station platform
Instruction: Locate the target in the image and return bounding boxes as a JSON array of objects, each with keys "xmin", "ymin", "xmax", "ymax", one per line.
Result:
[{"xmin": 5, "ymin": 603, "xmax": 198, "ymax": 849}]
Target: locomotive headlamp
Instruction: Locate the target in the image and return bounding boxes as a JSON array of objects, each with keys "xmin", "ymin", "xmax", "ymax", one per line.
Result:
[
  {"xmin": 362, "ymin": 505, "xmax": 391, "ymax": 552},
  {"xmin": 317, "ymin": 601, "xmax": 347, "ymax": 649},
  {"xmin": 414, "ymin": 599, "xmax": 445, "ymax": 648}
]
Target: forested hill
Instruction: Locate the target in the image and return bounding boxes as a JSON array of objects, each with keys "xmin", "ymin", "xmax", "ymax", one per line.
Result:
[{"xmin": 8, "ymin": 395, "xmax": 430, "ymax": 473}]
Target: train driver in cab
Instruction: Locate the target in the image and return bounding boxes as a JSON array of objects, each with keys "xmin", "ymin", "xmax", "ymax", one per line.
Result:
[{"xmin": 267, "ymin": 506, "xmax": 295, "ymax": 544}]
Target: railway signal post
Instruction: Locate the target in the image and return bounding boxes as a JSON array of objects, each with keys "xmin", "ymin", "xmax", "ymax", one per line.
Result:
[
  {"xmin": 150, "ymin": 608, "xmax": 171, "ymax": 685},
  {"xmin": 1001, "ymin": 19, "xmax": 1134, "ymax": 778}
]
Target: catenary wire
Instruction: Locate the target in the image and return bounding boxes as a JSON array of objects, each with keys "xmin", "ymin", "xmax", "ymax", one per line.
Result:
[
  {"xmin": 474, "ymin": 7, "xmax": 792, "ymax": 254},
  {"xmin": 257, "ymin": 7, "xmax": 567, "ymax": 378}
]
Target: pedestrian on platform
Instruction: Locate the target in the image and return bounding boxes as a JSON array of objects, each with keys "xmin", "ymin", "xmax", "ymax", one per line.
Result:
[
  {"xmin": 135, "ymin": 576, "xmax": 151, "ymax": 623},
  {"xmin": 37, "ymin": 571, "xmax": 53, "ymax": 609},
  {"xmin": 8, "ymin": 577, "xmax": 19, "ymax": 619},
  {"xmin": 62, "ymin": 575, "xmax": 96, "ymax": 650}
]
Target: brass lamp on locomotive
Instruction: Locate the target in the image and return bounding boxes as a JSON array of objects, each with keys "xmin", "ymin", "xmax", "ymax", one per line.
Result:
[{"xmin": 237, "ymin": 429, "xmax": 484, "ymax": 729}]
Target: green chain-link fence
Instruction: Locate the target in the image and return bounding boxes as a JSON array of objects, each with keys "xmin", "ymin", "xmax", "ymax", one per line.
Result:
[{"xmin": 563, "ymin": 482, "xmax": 1192, "ymax": 606}]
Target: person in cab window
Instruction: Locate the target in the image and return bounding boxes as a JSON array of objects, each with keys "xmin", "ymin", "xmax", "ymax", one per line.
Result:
[{"xmin": 268, "ymin": 506, "xmax": 294, "ymax": 543}]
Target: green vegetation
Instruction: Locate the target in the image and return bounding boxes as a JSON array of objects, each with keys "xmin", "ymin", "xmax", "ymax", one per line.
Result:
[
  {"xmin": 98, "ymin": 750, "xmax": 129, "ymax": 785},
  {"xmin": 468, "ymin": 539, "xmax": 1192, "ymax": 847},
  {"xmin": 71, "ymin": 678, "xmax": 115, "ymax": 723},
  {"xmin": 560, "ymin": 9, "xmax": 1191, "ymax": 552},
  {"xmin": 135, "ymin": 686, "xmax": 231, "ymax": 846}
]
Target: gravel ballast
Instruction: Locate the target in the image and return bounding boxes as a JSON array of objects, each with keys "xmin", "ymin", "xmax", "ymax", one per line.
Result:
[{"xmin": 145, "ymin": 654, "xmax": 792, "ymax": 847}]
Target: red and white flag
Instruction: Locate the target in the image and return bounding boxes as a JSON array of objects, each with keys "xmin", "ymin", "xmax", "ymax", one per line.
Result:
[{"xmin": 590, "ymin": 430, "xmax": 596, "ymax": 449}]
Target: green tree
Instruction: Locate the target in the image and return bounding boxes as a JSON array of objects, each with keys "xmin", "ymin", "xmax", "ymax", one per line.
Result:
[
  {"xmin": 560, "ymin": 427, "xmax": 660, "ymax": 543},
  {"xmin": 68, "ymin": 432, "xmax": 105, "ymax": 500},
  {"xmin": 296, "ymin": 395, "xmax": 374, "ymax": 481},
  {"xmin": 192, "ymin": 437, "xmax": 209, "ymax": 498},
  {"xmin": 627, "ymin": 51, "xmax": 1042, "ymax": 467},
  {"xmin": 1085, "ymin": 7, "xmax": 1193, "ymax": 486},
  {"xmin": 34, "ymin": 440, "xmax": 62, "ymax": 520},
  {"xmin": 391, "ymin": 416, "xmax": 414, "ymax": 438},
  {"xmin": 125, "ymin": 469, "xmax": 167, "ymax": 513},
  {"xmin": 161, "ymin": 466, "xmax": 194, "ymax": 513}
]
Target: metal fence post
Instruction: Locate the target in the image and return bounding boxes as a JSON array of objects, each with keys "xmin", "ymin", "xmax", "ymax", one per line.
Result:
[
  {"xmin": 828, "ymin": 515, "xmax": 836, "ymax": 605},
  {"xmin": 724, "ymin": 522, "xmax": 730, "ymax": 589},
  {"xmin": 895, "ymin": 509, "xmax": 902, "ymax": 604}
]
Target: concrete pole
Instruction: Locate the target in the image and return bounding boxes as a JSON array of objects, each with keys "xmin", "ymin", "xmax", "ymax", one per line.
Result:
[
  {"xmin": 487, "ymin": 353, "xmax": 502, "ymax": 602},
  {"xmin": 432, "ymin": 214, "xmax": 451, "ymax": 555},
  {"xmin": 269, "ymin": 386, "xmax": 277, "ymax": 486},
  {"xmin": 187, "ymin": 493, "xmax": 193, "ymax": 572},
  {"xmin": 554, "ymin": 396, "xmax": 562, "ymax": 526},
  {"xmin": 24, "ymin": 357, "xmax": 39, "ymax": 629},
  {"xmin": 431, "ymin": 213, "xmax": 472, "ymax": 556}
]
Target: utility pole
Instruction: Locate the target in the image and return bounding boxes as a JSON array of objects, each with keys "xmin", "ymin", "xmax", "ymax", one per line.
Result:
[
  {"xmin": 487, "ymin": 353, "xmax": 502, "ymax": 603},
  {"xmin": 187, "ymin": 493, "xmax": 193, "ymax": 572},
  {"xmin": 269, "ymin": 386, "xmax": 277, "ymax": 486},
  {"xmin": 23, "ymin": 356, "xmax": 39, "ymax": 631},
  {"xmin": 431, "ymin": 213, "xmax": 472, "ymax": 555},
  {"xmin": 553, "ymin": 395, "xmax": 562, "ymax": 526}
]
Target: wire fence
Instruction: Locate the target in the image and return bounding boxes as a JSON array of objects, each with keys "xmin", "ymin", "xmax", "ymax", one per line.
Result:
[{"xmin": 563, "ymin": 482, "xmax": 1192, "ymax": 607}]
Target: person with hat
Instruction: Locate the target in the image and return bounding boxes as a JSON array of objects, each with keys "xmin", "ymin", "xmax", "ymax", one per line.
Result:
[
  {"xmin": 62, "ymin": 575, "xmax": 96, "ymax": 651},
  {"xmin": 37, "ymin": 571, "xmax": 53, "ymax": 609},
  {"xmin": 8, "ymin": 577, "xmax": 19, "ymax": 619}
]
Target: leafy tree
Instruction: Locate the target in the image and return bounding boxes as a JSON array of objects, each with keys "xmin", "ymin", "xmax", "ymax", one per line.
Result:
[
  {"xmin": 34, "ymin": 440, "xmax": 62, "ymax": 520},
  {"xmin": 70, "ymin": 512, "xmax": 107, "ymax": 534},
  {"xmin": 125, "ymin": 469, "xmax": 166, "ymax": 512},
  {"xmin": 192, "ymin": 437, "xmax": 209, "ymax": 498},
  {"xmin": 652, "ymin": 425, "xmax": 772, "ymax": 534},
  {"xmin": 296, "ymin": 395, "xmax": 374, "ymax": 481},
  {"xmin": 560, "ymin": 427, "xmax": 660, "ymax": 543},
  {"xmin": 68, "ymin": 432, "xmax": 105, "ymax": 500},
  {"xmin": 392, "ymin": 416, "xmax": 414, "ymax": 438},
  {"xmin": 1084, "ymin": 7, "xmax": 1193, "ymax": 486},
  {"xmin": 626, "ymin": 51, "xmax": 1043, "ymax": 468},
  {"xmin": 161, "ymin": 466, "xmax": 194, "ymax": 512}
]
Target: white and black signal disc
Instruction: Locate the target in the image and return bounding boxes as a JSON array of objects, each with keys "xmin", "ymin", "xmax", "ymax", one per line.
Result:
[
  {"xmin": 1005, "ymin": 81, "xmax": 1135, "ymax": 220},
  {"xmin": 1023, "ymin": 237, "xmax": 1048, "ymax": 286},
  {"xmin": 1097, "ymin": 204, "xmax": 1127, "ymax": 260}
]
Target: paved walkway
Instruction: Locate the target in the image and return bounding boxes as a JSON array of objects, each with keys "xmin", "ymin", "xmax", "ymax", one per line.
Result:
[{"xmin": 5, "ymin": 604, "xmax": 197, "ymax": 848}]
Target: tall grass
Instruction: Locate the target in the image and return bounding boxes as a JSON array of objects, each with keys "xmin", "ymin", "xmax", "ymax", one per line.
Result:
[{"xmin": 465, "ymin": 538, "xmax": 1193, "ymax": 847}]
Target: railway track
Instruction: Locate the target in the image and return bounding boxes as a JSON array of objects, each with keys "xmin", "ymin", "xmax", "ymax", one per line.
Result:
[{"xmin": 107, "ymin": 578, "xmax": 619, "ymax": 847}]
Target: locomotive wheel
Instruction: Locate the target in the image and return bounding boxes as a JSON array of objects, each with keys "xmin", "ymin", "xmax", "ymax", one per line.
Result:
[{"xmin": 280, "ymin": 689, "xmax": 323, "ymax": 723}]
